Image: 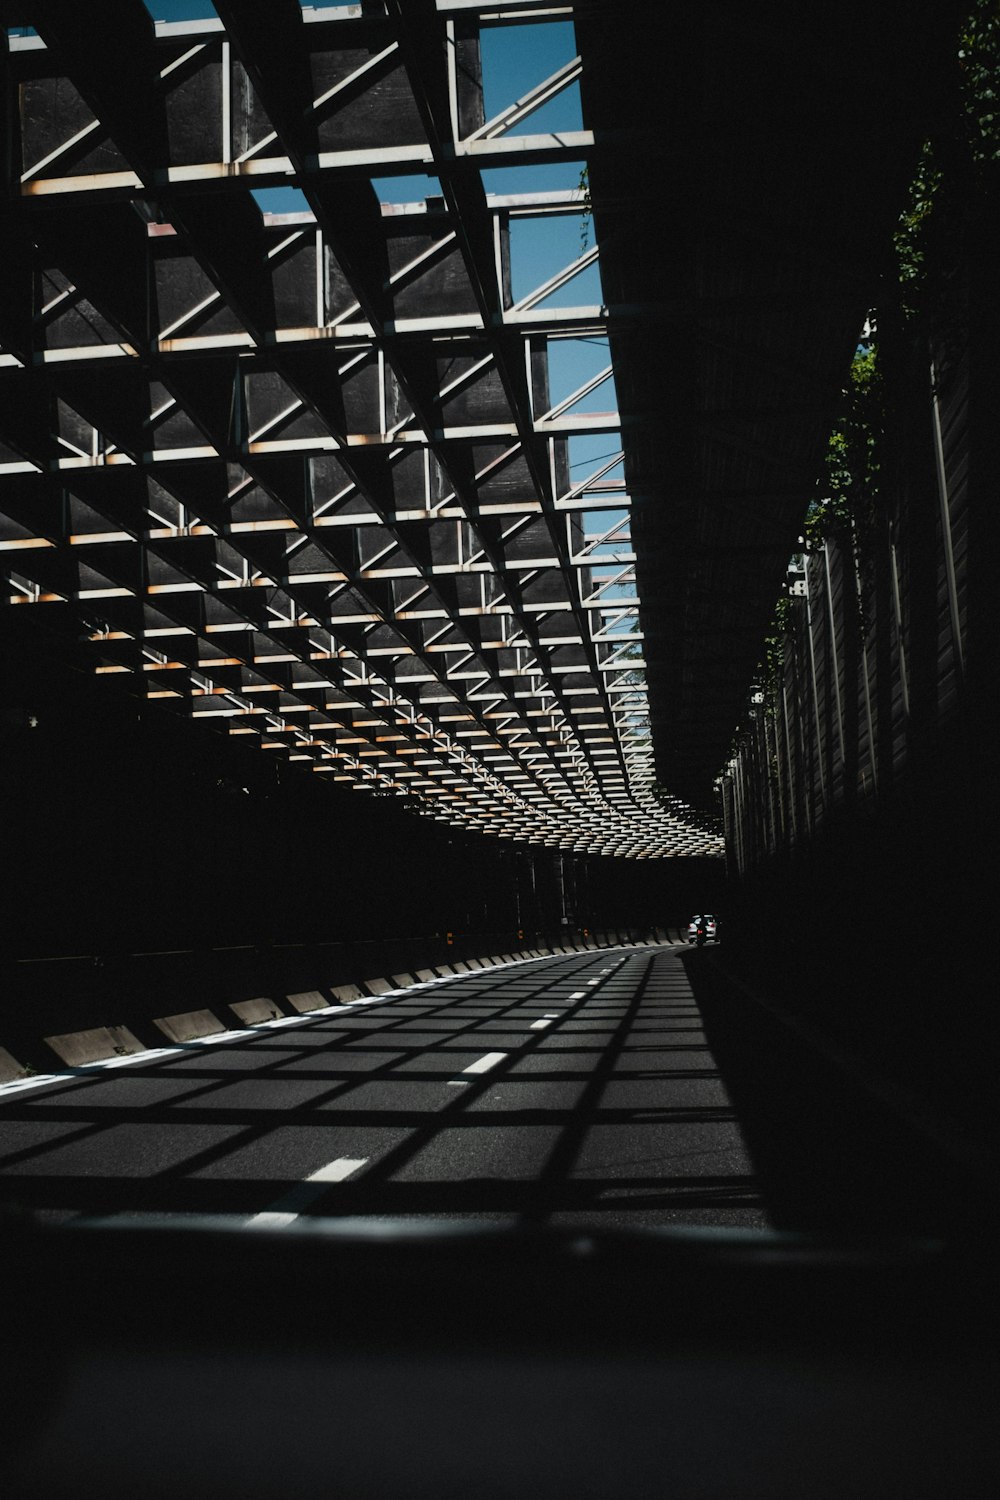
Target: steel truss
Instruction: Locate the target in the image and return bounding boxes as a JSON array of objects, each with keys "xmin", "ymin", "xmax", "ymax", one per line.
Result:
[{"xmin": 1, "ymin": 0, "xmax": 721, "ymax": 857}]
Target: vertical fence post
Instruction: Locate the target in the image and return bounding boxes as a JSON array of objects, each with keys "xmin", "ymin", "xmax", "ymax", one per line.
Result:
[
  {"xmin": 823, "ymin": 539, "xmax": 847, "ymax": 775},
  {"xmin": 930, "ymin": 359, "xmax": 965, "ymax": 683},
  {"xmin": 889, "ymin": 536, "xmax": 911, "ymax": 721},
  {"xmin": 805, "ymin": 554, "xmax": 829, "ymax": 812}
]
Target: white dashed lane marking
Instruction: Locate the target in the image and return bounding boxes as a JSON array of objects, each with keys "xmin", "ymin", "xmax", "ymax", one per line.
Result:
[
  {"xmin": 246, "ymin": 1156, "xmax": 368, "ymax": 1228},
  {"xmin": 462, "ymin": 1052, "xmax": 507, "ymax": 1075},
  {"xmin": 529, "ymin": 1016, "xmax": 560, "ymax": 1030},
  {"xmin": 306, "ymin": 1157, "xmax": 368, "ymax": 1183},
  {"xmin": 447, "ymin": 1051, "xmax": 509, "ymax": 1086}
]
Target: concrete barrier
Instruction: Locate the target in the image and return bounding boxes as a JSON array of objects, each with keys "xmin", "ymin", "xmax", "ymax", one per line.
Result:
[
  {"xmin": 229, "ymin": 998, "xmax": 285, "ymax": 1026},
  {"xmin": 285, "ymin": 990, "xmax": 330, "ymax": 1013},
  {"xmin": 45, "ymin": 1025, "xmax": 146, "ymax": 1067},
  {"xmin": 153, "ymin": 1010, "xmax": 227, "ymax": 1044},
  {"xmin": 331, "ymin": 983, "xmax": 365, "ymax": 1004},
  {"xmin": 0, "ymin": 1045, "xmax": 28, "ymax": 1083},
  {"xmin": 7, "ymin": 934, "xmax": 647, "ymax": 1069}
]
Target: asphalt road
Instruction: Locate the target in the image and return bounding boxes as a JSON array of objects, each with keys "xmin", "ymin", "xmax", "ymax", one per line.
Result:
[
  {"xmin": 0, "ymin": 946, "xmax": 768, "ymax": 1231},
  {"xmin": 4, "ymin": 947, "xmax": 997, "ymax": 1500}
]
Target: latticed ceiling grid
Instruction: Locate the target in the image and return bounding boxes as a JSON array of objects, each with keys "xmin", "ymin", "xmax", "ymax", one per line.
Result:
[{"xmin": 0, "ymin": 0, "xmax": 721, "ymax": 857}]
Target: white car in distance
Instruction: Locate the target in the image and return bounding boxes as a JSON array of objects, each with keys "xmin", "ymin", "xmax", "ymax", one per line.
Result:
[{"xmin": 686, "ymin": 914, "xmax": 718, "ymax": 943}]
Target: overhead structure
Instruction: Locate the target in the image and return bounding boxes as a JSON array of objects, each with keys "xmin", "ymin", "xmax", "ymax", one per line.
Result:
[
  {"xmin": 3, "ymin": 2, "xmax": 966, "ymax": 849},
  {"xmin": 0, "ymin": 0, "xmax": 720, "ymax": 857},
  {"xmin": 573, "ymin": 0, "xmax": 970, "ymax": 805}
]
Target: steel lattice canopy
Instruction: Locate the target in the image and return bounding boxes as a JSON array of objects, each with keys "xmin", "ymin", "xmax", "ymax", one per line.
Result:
[{"xmin": 0, "ymin": 0, "xmax": 721, "ymax": 857}]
